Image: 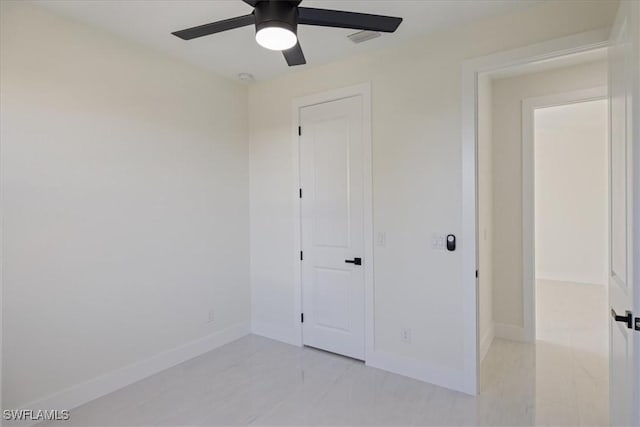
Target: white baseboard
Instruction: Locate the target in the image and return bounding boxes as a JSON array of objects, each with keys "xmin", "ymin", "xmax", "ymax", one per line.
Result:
[
  {"xmin": 252, "ymin": 322, "xmax": 467, "ymax": 394},
  {"xmin": 494, "ymin": 322, "xmax": 527, "ymax": 342},
  {"xmin": 366, "ymin": 351, "xmax": 466, "ymax": 394},
  {"xmin": 251, "ymin": 321, "xmax": 300, "ymax": 347},
  {"xmin": 8, "ymin": 321, "xmax": 250, "ymax": 427},
  {"xmin": 479, "ymin": 323, "xmax": 495, "ymax": 362},
  {"xmin": 536, "ymin": 272, "xmax": 606, "ymax": 286}
]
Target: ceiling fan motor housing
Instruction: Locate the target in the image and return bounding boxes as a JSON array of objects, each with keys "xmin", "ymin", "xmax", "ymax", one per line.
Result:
[{"xmin": 254, "ymin": 1, "xmax": 298, "ymax": 36}]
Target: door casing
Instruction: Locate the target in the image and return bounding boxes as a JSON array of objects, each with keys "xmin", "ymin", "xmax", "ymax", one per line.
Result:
[{"xmin": 291, "ymin": 83, "xmax": 373, "ymax": 362}]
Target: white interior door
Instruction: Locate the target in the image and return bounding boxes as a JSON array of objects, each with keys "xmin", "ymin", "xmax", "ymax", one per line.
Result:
[
  {"xmin": 300, "ymin": 95, "xmax": 365, "ymax": 360},
  {"xmin": 608, "ymin": 1, "xmax": 639, "ymax": 425}
]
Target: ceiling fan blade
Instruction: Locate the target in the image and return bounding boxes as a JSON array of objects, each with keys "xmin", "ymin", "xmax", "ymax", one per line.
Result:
[
  {"xmin": 244, "ymin": 0, "xmax": 301, "ymax": 6},
  {"xmin": 172, "ymin": 14, "xmax": 254, "ymax": 40},
  {"xmin": 298, "ymin": 7, "xmax": 402, "ymax": 33},
  {"xmin": 283, "ymin": 42, "xmax": 306, "ymax": 66}
]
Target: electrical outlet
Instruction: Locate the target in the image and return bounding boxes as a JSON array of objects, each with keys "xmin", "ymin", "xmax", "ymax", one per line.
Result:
[
  {"xmin": 376, "ymin": 232, "xmax": 386, "ymax": 247},
  {"xmin": 401, "ymin": 328, "xmax": 412, "ymax": 343},
  {"xmin": 207, "ymin": 309, "xmax": 215, "ymax": 323}
]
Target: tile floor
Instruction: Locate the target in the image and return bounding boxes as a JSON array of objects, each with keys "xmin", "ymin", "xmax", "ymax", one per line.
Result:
[
  {"xmin": 42, "ymin": 279, "xmax": 608, "ymax": 426},
  {"xmin": 533, "ymin": 279, "xmax": 608, "ymax": 426}
]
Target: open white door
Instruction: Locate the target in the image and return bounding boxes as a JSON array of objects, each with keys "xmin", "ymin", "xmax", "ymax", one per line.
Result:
[{"xmin": 608, "ymin": 1, "xmax": 640, "ymax": 426}]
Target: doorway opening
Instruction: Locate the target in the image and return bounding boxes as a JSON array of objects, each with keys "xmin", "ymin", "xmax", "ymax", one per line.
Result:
[
  {"xmin": 476, "ymin": 47, "xmax": 611, "ymax": 424},
  {"xmin": 532, "ymin": 97, "xmax": 609, "ymax": 423},
  {"xmin": 532, "ymin": 97, "xmax": 608, "ymax": 344}
]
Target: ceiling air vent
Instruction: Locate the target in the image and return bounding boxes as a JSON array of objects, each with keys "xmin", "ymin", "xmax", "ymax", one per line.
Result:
[{"xmin": 347, "ymin": 30, "xmax": 382, "ymax": 44}]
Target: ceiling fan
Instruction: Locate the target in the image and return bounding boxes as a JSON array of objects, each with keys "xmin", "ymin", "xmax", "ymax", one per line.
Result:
[{"xmin": 172, "ymin": 0, "xmax": 403, "ymax": 67}]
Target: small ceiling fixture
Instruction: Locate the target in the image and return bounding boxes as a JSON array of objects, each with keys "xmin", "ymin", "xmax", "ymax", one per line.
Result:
[{"xmin": 172, "ymin": 0, "xmax": 403, "ymax": 67}]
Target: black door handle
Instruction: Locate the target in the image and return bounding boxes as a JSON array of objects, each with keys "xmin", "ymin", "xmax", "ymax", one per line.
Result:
[
  {"xmin": 611, "ymin": 308, "xmax": 633, "ymax": 329},
  {"xmin": 345, "ymin": 257, "xmax": 362, "ymax": 266}
]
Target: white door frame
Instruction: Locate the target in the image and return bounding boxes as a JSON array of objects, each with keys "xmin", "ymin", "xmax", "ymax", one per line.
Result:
[
  {"xmin": 291, "ymin": 82, "xmax": 374, "ymax": 361},
  {"xmin": 521, "ymin": 87, "xmax": 608, "ymax": 342},
  {"xmin": 461, "ymin": 28, "xmax": 610, "ymax": 395}
]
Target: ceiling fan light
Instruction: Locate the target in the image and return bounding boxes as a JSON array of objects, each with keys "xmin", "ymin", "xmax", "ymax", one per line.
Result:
[{"xmin": 255, "ymin": 26, "xmax": 297, "ymax": 51}]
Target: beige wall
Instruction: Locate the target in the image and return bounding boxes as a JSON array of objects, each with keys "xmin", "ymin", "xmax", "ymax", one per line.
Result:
[
  {"xmin": 535, "ymin": 99, "xmax": 608, "ymax": 285},
  {"xmin": 249, "ymin": 0, "xmax": 617, "ymax": 380},
  {"xmin": 1, "ymin": 2, "xmax": 250, "ymax": 409},
  {"xmin": 492, "ymin": 60, "xmax": 608, "ymax": 328}
]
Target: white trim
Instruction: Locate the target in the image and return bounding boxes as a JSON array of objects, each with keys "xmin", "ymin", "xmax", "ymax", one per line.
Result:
[
  {"xmin": 536, "ymin": 272, "xmax": 607, "ymax": 287},
  {"xmin": 8, "ymin": 322, "xmax": 250, "ymax": 427},
  {"xmin": 494, "ymin": 323, "xmax": 527, "ymax": 342},
  {"xmin": 290, "ymin": 82, "xmax": 374, "ymax": 359},
  {"xmin": 479, "ymin": 322, "xmax": 495, "ymax": 362},
  {"xmin": 630, "ymin": 3, "xmax": 640, "ymax": 424},
  {"xmin": 521, "ymin": 86, "xmax": 607, "ymax": 342},
  {"xmin": 461, "ymin": 51, "xmax": 479, "ymax": 396},
  {"xmin": 462, "ymin": 28, "xmax": 610, "ymax": 395}
]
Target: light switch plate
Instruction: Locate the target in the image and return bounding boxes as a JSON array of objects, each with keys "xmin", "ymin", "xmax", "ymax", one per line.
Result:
[{"xmin": 431, "ymin": 233, "xmax": 446, "ymax": 250}]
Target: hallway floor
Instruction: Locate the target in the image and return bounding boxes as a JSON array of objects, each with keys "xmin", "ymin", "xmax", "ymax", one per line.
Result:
[
  {"xmin": 534, "ymin": 279, "xmax": 608, "ymax": 425},
  {"xmin": 42, "ymin": 280, "xmax": 608, "ymax": 426}
]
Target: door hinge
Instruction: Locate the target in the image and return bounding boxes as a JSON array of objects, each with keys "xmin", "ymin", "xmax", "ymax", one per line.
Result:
[
  {"xmin": 301, "ymin": 313, "xmax": 304, "ymax": 323},
  {"xmin": 475, "ymin": 270, "xmax": 478, "ymax": 278},
  {"xmin": 300, "ymin": 251, "xmax": 303, "ymax": 261},
  {"xmin": 299, "ymin": 188, "xmax": 302, "ymax": 198},
  {"xmin": 298, "ymin": 126, "xmax": 302, "ymax": 136},
  {"xmin": 635, "ymin": 316, "xmax": 640, "ymax": 331}
]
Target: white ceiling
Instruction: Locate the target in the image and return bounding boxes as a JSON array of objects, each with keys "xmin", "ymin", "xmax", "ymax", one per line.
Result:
[{"xmin": 36, "ymin": 0, "xmax": 544, "ymax": 82}]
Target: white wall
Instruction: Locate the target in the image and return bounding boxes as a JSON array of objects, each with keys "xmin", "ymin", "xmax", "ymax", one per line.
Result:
[
  {"xmin": 534, "ymin": 99, "xmax": 608, "ymax": 285},
  {"xmin": 492, "ymin": 61, "xmax": 608, "ymax": 329},
  {"xmin": 478, "ymin": 75, "xmax": 494, "ymax": 361},
  {"xmin": 249, "ymin": 0, "xmax": 617, "ymax": 389},
  {"xmin": 1, "ymin": 2, "xmax": 249, "ymax": 410}
]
